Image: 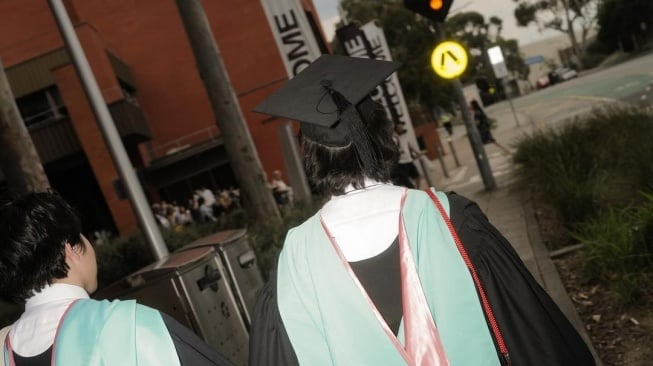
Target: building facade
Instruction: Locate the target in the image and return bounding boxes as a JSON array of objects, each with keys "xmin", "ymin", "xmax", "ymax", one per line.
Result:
[{"xmin": 0, "ymin": 0, "xmax": 327, "ymax": 236}]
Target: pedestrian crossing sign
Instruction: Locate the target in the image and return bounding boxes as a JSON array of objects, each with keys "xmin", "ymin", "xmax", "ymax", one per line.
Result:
[{"xmin": 431, "ymin": 41, "xmax": 468, "ymax": 79}]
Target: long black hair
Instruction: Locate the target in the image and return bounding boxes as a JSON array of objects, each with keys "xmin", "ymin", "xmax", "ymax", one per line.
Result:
[{"xmin": 301, "ymin": 100, "xmax": 398, "ymax": 196}]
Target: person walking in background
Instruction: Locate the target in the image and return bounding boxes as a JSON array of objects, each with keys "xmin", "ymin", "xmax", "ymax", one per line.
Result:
[
  {"xmin": 0, "ymin": 191, "xmax": 233, "ymax": 366},
  {"xmin": 437, "ymin": 107, "xmax": 453, "ymax": 136},
  {"xmin": 470, "ymin": 99, "xmax": 511, "ymax": 155},
  {"xmin": 433, "ymin": 106, "xmax": 453, "ymax": 136},
  {"xmin": 249, "ymin": 55, "xmax": 594, "ymax": 365}
]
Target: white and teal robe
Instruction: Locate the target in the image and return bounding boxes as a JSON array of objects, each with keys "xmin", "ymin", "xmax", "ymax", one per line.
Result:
[{"xmin": 249, "ymin": 190, "xmax": 595, "ymax": 366}]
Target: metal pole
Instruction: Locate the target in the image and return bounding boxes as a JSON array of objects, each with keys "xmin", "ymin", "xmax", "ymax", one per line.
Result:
[
  {"xmin": 48, "ymin": 0, "xmax": 169, "ymax": 260},
  {"xmin": 434, "ymin": 144, "xmax": 449, "ymax": 178},
  {"xmin": 447, "ymin": 137, "xmax": 461, "ymax": 167},
  {"xmin": 502, "ymin": 78, "xmax": 520, "ymax": 127},
  {"xmin": 416, "ymin": 153, "xmax": 435, "ymax": 187},
  {"xmin": 435, "ymin": 23, "xmax": 495, "ymax": 190},
  {"xmin": 277, "ymin": 123, "xmax": 311, "ymax": 204}
]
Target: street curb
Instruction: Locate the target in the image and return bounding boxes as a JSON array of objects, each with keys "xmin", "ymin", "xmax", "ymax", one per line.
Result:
[{"xmin": 521, "ymin": 189, "xmax": 604, "ymax": 365}]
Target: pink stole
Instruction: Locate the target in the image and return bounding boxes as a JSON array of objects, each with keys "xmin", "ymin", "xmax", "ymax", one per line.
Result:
[{"xmin": 321, "ymin": 189, "xmax": 450, "ymax": 366}]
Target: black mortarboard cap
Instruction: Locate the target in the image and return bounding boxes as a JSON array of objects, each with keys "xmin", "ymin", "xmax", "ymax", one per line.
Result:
[{"xmin": 253, "ymin": 55, "xmax": 400, "ymax": 147}]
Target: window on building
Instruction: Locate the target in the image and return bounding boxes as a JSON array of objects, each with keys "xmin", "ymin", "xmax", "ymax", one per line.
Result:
[{"xmin": 16, "ymin": 87, "xmax": 67, "ymax": 126}]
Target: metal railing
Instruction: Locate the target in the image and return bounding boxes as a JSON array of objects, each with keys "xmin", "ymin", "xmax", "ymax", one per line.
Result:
[
  {"xmin": 149, "ymin": 125, "xmax": 220, "ymax": 159},
  {"xmin": 22, "ymin": 104, "xmax": 67, "ymax": 126}
]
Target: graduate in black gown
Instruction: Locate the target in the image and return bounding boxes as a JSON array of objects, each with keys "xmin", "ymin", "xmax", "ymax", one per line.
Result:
[{"xmin": 249, "ymin": 55, "xmax": 595, "ymax": 366}]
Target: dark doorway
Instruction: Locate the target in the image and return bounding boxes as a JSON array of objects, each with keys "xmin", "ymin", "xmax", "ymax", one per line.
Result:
[{"xmin": 45, "ymin": 153, "xmax": 117, "ymax": 237}]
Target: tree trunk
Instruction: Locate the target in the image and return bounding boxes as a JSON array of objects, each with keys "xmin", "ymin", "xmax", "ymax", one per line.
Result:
[
  {"xmin": 174, "ymin": 0, "xmax": 280, "ymax": 221},
  {"xmin": 0, "ymin": 59, "xmax": 50, "ymax": 194},
  {"xmin": 561, "ymin": 0, "xmax": 585, "ymax": 69}
]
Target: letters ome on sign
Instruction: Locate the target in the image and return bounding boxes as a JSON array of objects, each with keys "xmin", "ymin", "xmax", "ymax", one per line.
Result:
[{"xmin": 431, "ymin": 41, "xmax": 468, "ymax": 79}]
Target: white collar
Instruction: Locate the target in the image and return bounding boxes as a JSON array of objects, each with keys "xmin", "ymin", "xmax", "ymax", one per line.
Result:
[
  {"xmin": 322, "ymin": 182, "xmax": 405, "ymax": 261},
  {"xmin": 10, "ymin": 283, "xmax": 90, "ymax": 356},
  {"xmin": 25, "ymin": 283, "xmax": 89, "ymax": 310},
  {"xmin": 340, "ymin": 178, "xmax": 388, "ymax": 195}
]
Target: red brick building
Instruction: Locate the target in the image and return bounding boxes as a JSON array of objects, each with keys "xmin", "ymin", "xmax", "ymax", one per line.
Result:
[{"xmin": 0, "ymin": 0, "xmax": 328, "ymax": 235}]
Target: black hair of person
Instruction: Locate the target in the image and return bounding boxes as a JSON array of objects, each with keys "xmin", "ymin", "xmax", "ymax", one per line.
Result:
[
  {"xmin": 301, "ymin": 100, "xmax": 398, "ymax": 196},
  {"xmin": 0, "ymin": 191, "xmax": 84, "ymax": 303}
]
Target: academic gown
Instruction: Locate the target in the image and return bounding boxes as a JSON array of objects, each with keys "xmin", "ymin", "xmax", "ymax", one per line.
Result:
[{"xmin": 248, "ymin": 191, "xmax": 595, "ymax": 366}]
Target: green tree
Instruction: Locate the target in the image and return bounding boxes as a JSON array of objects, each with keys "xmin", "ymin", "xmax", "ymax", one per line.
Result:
[
  {"xmin": 596, "ymin": 0, "xmax": 653, "ymax": 52},
  {"xmin": 333, "ymin": 1, "xmax": 526, "ymax": 113},
  {"xmin": 513, "ymin": 0, "xmax": 599, "ymax": 69},
  {"xmin": 497, "ymin": 38, "xmax": 530, "ymax": 80},
  {"xmin": 446, "ymin": 11, "xmax": 529, "ymax": 82},
  {"xmin": 333, "ymin": 0, "xmax": 451, "ymax": 113}
]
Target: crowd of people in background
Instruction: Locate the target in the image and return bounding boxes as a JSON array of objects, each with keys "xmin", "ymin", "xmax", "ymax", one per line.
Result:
[{"xmin": 151, "ymin": 186, "xmax": 241, "ymax": 231}]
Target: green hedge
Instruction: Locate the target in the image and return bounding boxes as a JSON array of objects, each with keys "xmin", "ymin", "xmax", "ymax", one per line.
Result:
[
  {"xmin": 573, "ymin": 193, "xmax": 653, "ymax": 302},
  {"xmin": 513, "ymin": 106, "xmax": 653, "ymax": 303},
  {"xmin": 95, "ymin": 200, "xmax": 324, "ymax": 289},
  {"xmin": 514, "ymin": 106, "xmax": 653, "ymax": 223}
]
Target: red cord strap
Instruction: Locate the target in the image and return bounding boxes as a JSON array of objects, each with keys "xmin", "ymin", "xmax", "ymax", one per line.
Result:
[{"xmin": 425, "ymin": 189, "xmax": 511, "ymax": 364}]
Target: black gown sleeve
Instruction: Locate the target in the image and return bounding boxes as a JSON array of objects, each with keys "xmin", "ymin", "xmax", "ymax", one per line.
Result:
[
  {"xmin": 248, "ymin": 270, "xmax": 299, "ymax": 366},
  {"xmin": 446, "ymin": 192, "xmax": 595, "ymax": 366},
  {"xmin": 160, "ymin": 311, "xmax": 235, "ymax": 366}
]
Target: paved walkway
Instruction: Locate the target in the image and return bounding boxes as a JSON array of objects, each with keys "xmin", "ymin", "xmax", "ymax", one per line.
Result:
[{"xmin": 420, "ymin": 104, "xmax": 603, "ymax": 364}]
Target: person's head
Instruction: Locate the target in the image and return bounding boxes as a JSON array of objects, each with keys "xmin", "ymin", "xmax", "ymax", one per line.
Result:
[
  {"xmin": 301, "ymin": 99, "xmax": 397, "ymax": 195},
  {"xmin": 272, "ymin": 170, "xmax": 282, "ymax": 180},
  {"xmin": 0, "ymin": 191, "xmax": 97, "ymax": 303},
  {"xmin": 254, "ymin": 55, "xmax": 401, "ymax": 196},
  {"xmin": 470, "ymin": 99, "xmax": 481, "ymax": 111}
]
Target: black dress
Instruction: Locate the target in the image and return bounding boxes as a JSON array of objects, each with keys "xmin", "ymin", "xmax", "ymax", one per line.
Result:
[
  {"xmin": 475, "ymin": 109, "xmax": 495, "ymax": 144},
  {"xmin": 248, "ymin": 192, "xmax": 596, "ymax": 366}
]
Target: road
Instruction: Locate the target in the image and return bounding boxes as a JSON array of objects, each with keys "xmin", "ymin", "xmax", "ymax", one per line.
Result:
[
  {"xmin": 521, "ymin": 52, "xmax": 653, "ymax": 106},
  {"xmin": 427, "ymin": 51, "xmax": 653, "ymax": 191}
]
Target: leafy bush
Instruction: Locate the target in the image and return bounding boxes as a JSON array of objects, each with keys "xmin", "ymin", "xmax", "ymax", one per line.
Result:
[
  {"xmin": 573, "ymin": 193, "xmax": 653, "ymax": 303},
  {"xmin": 514, "ymin": 105, "xmax": 653, "ymax": 303},
  {"xmin": 96, "ymin": 215, "xmax": 241, "ymax": 288},
  {"xmin": 95, "ymin": 201, "xmax": 323, "ymax": 288},
  {"xmin": 95, "ymin": 233, "xmax": 154, "ymax": 289},
  {"xmin": 514, "ymin": 106, "xmax": 653, "ymax": 225},
  {"xmin": 248, "ymin": 199, "xmax": 326, "ymax": 278}
]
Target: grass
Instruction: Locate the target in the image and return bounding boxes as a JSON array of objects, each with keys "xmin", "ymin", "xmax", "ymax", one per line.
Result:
[
  {"xmin": 596, "ymin": 51, "xmax": 630, "ymax": 69},
  {"xmin": 513, "ymin": 105, "xmax": 653, "ymax": 303},
  {"xmin": 573, "ymin": 194, "xmax": 653, "ymax": 302},
  {"xmin": 514, "ymin": 106, "xmax": 653, "ymax": 223}
]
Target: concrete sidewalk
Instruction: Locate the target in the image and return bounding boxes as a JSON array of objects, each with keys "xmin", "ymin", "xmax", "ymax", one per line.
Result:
[{"xmin": 420, "ymin": 105, "xmax": 603, "ymax": 364}]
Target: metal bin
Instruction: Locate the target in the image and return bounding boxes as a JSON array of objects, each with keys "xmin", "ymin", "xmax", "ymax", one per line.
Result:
[
  {"xmin": 95, "ymin": 246, "xmax": 249, "ymax": 366},
  {"xmin": 179, "ymin": 228, "xmax": 265, "ymax": 327}
]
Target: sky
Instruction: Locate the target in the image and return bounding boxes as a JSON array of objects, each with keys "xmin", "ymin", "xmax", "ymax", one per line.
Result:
[{"xmin": 313, "ymin": 0, "xmax": 559, "ymax": 47}]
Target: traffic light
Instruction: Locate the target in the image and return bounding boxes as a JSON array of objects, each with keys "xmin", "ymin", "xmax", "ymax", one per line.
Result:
[{"xmin": 403, "ymin": 0, "xmax": 454, "ymax": 22}]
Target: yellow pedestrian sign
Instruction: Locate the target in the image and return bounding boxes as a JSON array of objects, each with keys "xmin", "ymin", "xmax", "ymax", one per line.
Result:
[{"xmin": 431, "ymin": 41, "xmax": 468, "ymax": 79}]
